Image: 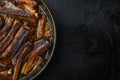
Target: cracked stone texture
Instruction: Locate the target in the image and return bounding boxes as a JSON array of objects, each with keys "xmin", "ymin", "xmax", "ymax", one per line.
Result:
[{"xmin": 35, "ymin": 0, "xmax": 120, "ymax": 80}]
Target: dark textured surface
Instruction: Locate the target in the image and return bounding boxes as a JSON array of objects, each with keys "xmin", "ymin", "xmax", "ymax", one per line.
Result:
[{"xmin": 36, "ymin": 0, "xmax": 120, "ymax": 80}]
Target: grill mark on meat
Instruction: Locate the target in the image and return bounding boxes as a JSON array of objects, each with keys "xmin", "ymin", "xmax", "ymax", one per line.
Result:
[
  {"xmin": 0, "ymin": 6, "xmax": 37, "ymax": 22},
  {"xmin": 21, "ymin": 39, "xmax": 50, "ymax": 75},
  {"xmin": 12, "ymin": 41, "xmax": 31, "ymax": 65},
  {"xmin": 2, "ymin": 26, "xmax": 29, "ymax": 57},
  {"xmin": 0, "ymin": 18, "xmax": 14, "ymax": 41},
  {"xmin": 0, "ymin": 20, "xmax": 21, "ymax": 54},
  {"xmin": 37, "ymin": 14, "xmax": 46, "ymax": 39},
  {"xmin": 12, "ymin": 41, "xmax": 31, "ymax": 80}
]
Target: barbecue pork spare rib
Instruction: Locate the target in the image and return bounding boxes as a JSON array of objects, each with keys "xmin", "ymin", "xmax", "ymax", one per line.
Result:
[{"xmin": 0, "ymin": 0, "xmax": 51, "ymax": 80}]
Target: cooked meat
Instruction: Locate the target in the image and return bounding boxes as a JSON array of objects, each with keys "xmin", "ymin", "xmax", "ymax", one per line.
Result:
[
  {"xmin": 0, "ymin": 63, "xmax": 7, "ymax": 71},
  {"xmin": 0, "ymin": 69, "xmax": 12, "ymax": 76},
  {"xmin": 0, "ymin": 0, "xmax": 51, "ymax": 79},
  {"xmin": 0, "ymin": 18, "xmax": 14, "ymax": 41},
  {"xmin": 0, "ymin": 6, "xmax": 37, "ymax": 22},
  {"xmin": 37, "ymin": 14, "xmax": 46, "ymax": 39},
  {"xmin": 29, "ymin": 56, "xmax": 43, "ymax": 74},
  {"xmin": 0, "ymin": 20, "xmax": 21, "ymax": 54},
  {"xmin": 15, "ymin": 0, "xmax": 37, "ymax": 9},
  {"xmin": 12, "ymin": 41, "xmax": 31, "ymax": 65},
  {"xmin": 13, "ymin": 41, "xmax": 31, "ymax": 80},
  {"xmin": 2, "ymin": 26, "xmax": 29, "ymax": 57},
  {"xmin": 24, "ymin": 4, "xmax": 36, "ymax": 12},
  {"xmin": 21, "ymin": 39, "xmax": 50, "ymax": 75}
]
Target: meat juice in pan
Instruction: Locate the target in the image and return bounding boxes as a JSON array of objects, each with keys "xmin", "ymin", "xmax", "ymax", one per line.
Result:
[{"xmin": 0, "ymin": 0, "xmax": 51, "ymax": 80}]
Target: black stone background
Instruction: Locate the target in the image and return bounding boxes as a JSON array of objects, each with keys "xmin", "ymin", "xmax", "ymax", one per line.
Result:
[{"xmin": 36, "ymin": 0, "xmax": 120, "ymax": 80}]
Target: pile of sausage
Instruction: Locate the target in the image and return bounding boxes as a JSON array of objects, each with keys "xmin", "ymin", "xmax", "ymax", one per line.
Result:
[{"xmin": 0, "ymin": 0, "xmax": 50, "ymax": 80}]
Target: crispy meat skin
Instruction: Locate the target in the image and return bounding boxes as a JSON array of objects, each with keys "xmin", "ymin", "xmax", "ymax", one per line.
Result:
[
  {"xmin": 12, "ymin": 41, "xmax": 31, "ymax": 65},
  {"xmin": 0, "ymin": 0, "xmax": 50, "ymax": 79},
  {"xmin": 21, "ymin": 39, "xmax": 50, "ymax": 75},
  {"xmin": 37, "ymin": 14, "xmax": 46, "ymax": 39},
  {"xmin": 13, "ymin": 42, "xmax": 31, "ymax": 80},
  {"xmin": 0, "ymin": 18, "xmax": 13, "ymax": 41},
  {"xmin": 29, "ymin": 56, "xmax": 43, "ymax": 74},
  {"xmin": 2, "ymin": 26, "xmax": 29, "ymax": 57},
  {"xmin": 16, "ymin": 0, "xmax": 37, "ymax": 12},
  {"xmin": 15, "ymin": 0, "xmax": 37, "ymax": 9},
  {"xmin": 0, "ymin": 6, "xmax": 37, "ymax": 22},
  {"xmin": 0, "ymin": 20, "xmax": 21, "ymax": 54}
]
